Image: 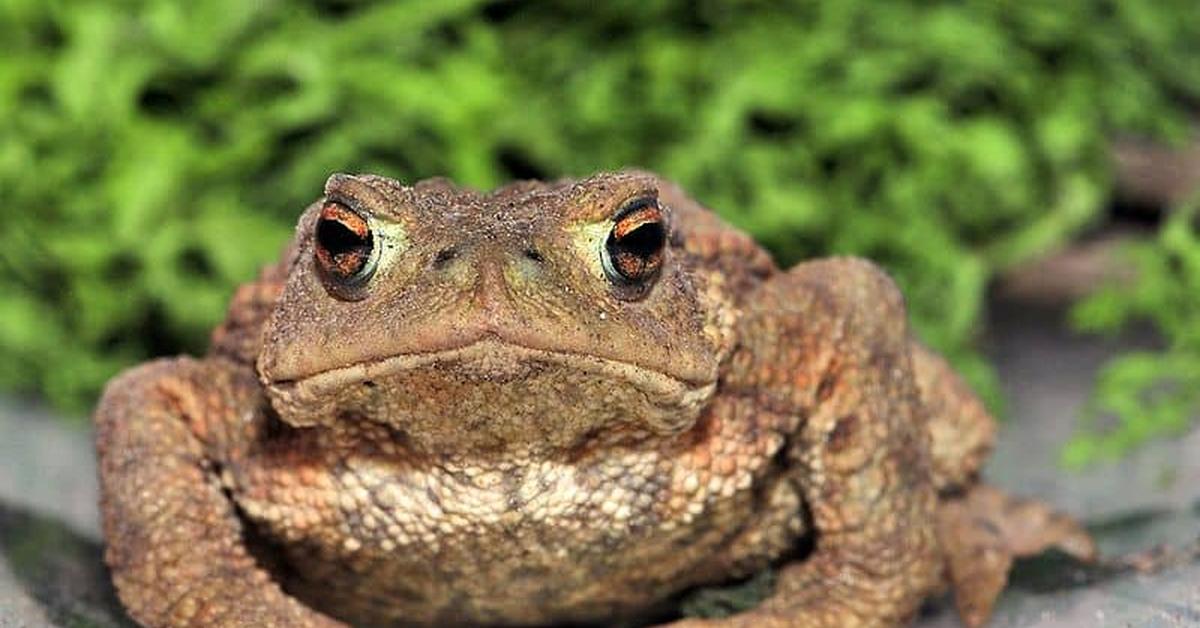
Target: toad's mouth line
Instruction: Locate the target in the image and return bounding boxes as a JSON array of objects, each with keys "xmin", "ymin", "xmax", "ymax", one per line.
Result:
[{"xmin": 264, "ymin": 337, "xmax": 717, "ymax": 401}]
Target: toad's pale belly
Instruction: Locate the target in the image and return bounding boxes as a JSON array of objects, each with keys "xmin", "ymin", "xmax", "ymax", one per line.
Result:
[{"xmin": 230, "ymin": 408, "xmax": 803, "ymax": 626}]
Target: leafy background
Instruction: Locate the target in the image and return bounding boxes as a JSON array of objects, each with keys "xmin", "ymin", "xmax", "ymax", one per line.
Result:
[{"xmin": 1, "ymin": 0, "xmax": 1198, "ymax": 464}]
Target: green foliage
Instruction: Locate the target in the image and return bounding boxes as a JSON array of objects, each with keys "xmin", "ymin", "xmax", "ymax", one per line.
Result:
[
  {"xmin": 678, "ymin": 569, "xmax": 774, "ymax": 619},
  {"xmin": 1064, "ymin": 197, "xmax": 1200, "ymax": 467},
  {"xmin": 1, "ymin": 0, "xmax": 1199, "ymax": 419}
]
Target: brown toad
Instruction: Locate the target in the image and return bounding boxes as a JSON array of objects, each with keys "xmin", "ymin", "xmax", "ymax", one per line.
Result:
[{"xmin": 95, "ymin": 171, "xmax": 1096, "ymax": 628}]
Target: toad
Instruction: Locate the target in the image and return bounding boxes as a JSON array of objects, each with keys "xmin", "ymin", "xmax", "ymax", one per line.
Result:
[{"xmin": 95, "ymin": 171, "xmax": 1095, "ymax": 627}]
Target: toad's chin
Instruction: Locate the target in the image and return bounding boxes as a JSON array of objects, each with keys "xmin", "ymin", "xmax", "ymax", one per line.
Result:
[{"xmin": 261, "ymin": 339, "xmax": 717, "ymax": 452}]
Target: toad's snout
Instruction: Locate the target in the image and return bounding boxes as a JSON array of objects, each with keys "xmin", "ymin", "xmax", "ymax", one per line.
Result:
[{"xmin": 423, "ymin": 237, "xmax": 556, "ymax": 320}]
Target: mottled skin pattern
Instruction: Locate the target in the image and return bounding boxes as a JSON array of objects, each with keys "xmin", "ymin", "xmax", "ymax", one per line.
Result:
[{"xmin": 95, "ymin": 171, "xmax": 1096, "ymax": 628}]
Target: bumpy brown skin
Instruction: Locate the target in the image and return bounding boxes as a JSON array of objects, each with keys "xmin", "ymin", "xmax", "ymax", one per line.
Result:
[{"xmin": 95, "ymin": 171, "xmax": 1095, "ymax": 628}]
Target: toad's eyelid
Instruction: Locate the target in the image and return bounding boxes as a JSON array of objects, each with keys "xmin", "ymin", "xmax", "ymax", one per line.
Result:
[
  {"xmin": 612, "ymin": 199, "xmax": 670, "ymax": 242},
  {"xmin": 322, "ymin": 194, "xmax": 373, "ymax": 219},
  {"xmin": 613, "ymin": 195, "xmax": 659, "ymax": 220},
  {"xmin": 321, "ymin": 197, "xmax": 414, "ymax": 232}
]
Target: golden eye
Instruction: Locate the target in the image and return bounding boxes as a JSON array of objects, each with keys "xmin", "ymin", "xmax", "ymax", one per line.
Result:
[
  {"xmin": 314, "ymin": 201, "xmax": 377, "ymax": 293},
  {"xmin": 602, "ymin": 197, "xmax": 666, "ymax": 289}
]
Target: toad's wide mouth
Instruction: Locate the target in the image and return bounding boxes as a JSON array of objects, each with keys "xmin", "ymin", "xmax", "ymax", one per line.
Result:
[{"xmin": 263, "ymin": 337, "xmax": 717, "ymax": 405}]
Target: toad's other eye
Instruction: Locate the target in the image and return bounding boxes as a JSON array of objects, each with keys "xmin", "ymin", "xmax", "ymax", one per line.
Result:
[
  {"xmin": 602, "ymin": 197, "xmax": 666, "ymax": 290},
  {"xmin": 315, "ymin": 201, "xmax": 377, "ymax": 294}
]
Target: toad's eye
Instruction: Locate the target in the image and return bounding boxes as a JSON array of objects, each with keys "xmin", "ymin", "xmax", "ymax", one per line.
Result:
[
  {"xmin": 315, "ymin": 201, "xmax": 377, "ymax": 294},
  {"xmin": 602, "ymin": 197, "xmax": 666, "ymax": 291}
]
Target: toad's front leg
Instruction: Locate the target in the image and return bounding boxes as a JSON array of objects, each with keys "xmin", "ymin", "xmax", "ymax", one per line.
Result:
[
  {"xmin": 676, "ymin": 258, "xmax": 942, "ymax": 627},
  {"xmin": 95, "ymin": 358, "xmax": 344, "ymax": 628}
]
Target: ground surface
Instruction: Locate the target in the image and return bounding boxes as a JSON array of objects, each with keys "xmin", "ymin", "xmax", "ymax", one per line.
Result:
[{"xmin": 0, "ymin": 300, "xmax": 1197, "ymax": 628}]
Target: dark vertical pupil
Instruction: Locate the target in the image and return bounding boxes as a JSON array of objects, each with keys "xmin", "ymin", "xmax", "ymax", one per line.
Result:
[
  {"xmin": 606, "ymin": 202, "xmax": 665, "ymax": 285},
  {"xmin": 613, "ymin": 221, "xmax": 665, "ymax": 259},
  {"xmin": 318, "ymin": 218, "xmax": 371, "ymax": 257}
]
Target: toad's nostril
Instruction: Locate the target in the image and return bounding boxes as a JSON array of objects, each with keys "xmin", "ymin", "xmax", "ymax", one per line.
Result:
[
  {"xmin": 433, "ymin": 247, "xmax": 458, "ymax": 268},
  {"xmin": 523, "ymin": 248, "xmax": 545, "ymax": 263}
]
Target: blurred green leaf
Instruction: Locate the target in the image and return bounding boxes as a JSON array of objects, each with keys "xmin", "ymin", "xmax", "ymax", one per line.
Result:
[
  {"xmin": 0, "ymin": 0, "xmax": 1198, "ymax": 432},
  {"xmin": 1066, "ymin": 197, "xmax": 1200, "ymax": 466}
]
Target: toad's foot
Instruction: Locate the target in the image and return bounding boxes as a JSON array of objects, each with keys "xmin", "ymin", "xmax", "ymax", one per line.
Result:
[{"xmin": 937, "ymin": 483, "xmax": 1097, "ymax": 627}]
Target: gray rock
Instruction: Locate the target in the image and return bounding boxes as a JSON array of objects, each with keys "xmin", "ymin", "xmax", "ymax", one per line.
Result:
[
  {"xmin": 917, "ymin": 302, "xmax": 1200, "ymax": 627},
  {"xmin": 0, "ymin": 403, "xmax": 130, "ymax": 628},
  {"xmin": 0, "ymin": 300, "xmax": 1196, "ymax": 627}
]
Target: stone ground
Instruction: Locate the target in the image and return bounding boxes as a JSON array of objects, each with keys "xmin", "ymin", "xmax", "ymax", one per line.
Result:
[{"xmin": 0, "ymin": 300, "xmax": 1197, "ymax": 627}]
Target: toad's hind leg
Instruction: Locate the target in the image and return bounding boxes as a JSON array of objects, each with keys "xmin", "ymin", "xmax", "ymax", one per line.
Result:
[
  {"xmin": 938, "ymin": 484, "xmax": 1097, "ymax": 627},
  {"xmin": 910, "ymin": 343, "xmax": 995, "ymax": 492},
  {"xmin": 910, "ymin": 343, "xmax": 1097, "ymax": 626},
  {"xmin": 669, "ymin": 258, "xmax": 943, "ymax": 627}
]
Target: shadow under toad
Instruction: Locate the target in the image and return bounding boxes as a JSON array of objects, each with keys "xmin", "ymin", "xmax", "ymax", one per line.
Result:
[
  {"xmin": 2, "ymin": 499, "xmax": 1196, "ymax": 628},
  {"xmin": 0, "ymin": 503, "xmax": 133, "ymax": 628},
  {"xmin": 1008, "ymin": 504, "xmax": 1200, "ymax": 592}
]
